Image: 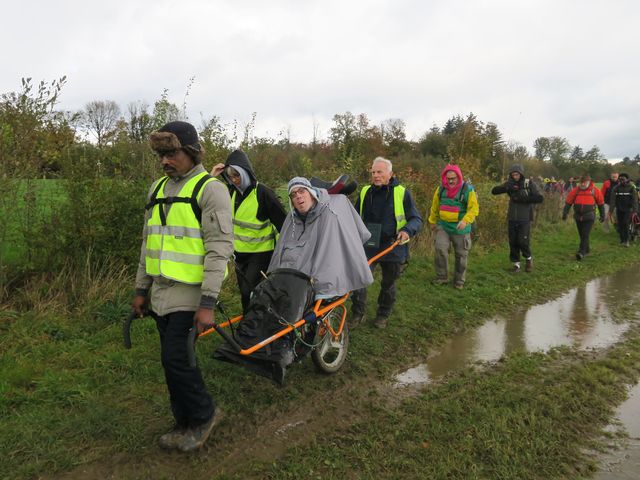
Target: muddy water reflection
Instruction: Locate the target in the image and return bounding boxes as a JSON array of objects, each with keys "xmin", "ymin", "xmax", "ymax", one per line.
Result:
[
  {"xmin": 594, "ymin": 382, "xmax": 640, "ymax": 479},
  {"xmin": 395, "ymin": 266, "xmax": 639, "ymax": 387}
]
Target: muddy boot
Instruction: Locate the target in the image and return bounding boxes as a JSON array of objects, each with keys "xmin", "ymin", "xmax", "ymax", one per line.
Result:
[
  {"xmin": 158, "ymin": 425, "xmax": 187, "ymax": 450},
  {"xmin": 432, "ymin": 278, "xmax": 448, "ymax": 286},
  {"xmin": 512, "ymin": 262, "xmax": 521, "ymax": 273},
  {"xmin": 576, "ymin": 252, "xmax": 584, "ymax": 261},
  {"xmin": 525, "ymin": 258, "xmax": 533, "ymax": 273},
  {"xmin": 454, "ymin": 282, "xmax": 464, "ymax": 290},
  {"xmin": 349, "ymin": 312, "xmax": 366, "ymax": 329},
  {"xmin": 374, "ymin": 316, "xmax": 388, "ymax": 329},
  {"xmin": 178, "ymin": 409, "xmax": 223, "ymax": 453}
]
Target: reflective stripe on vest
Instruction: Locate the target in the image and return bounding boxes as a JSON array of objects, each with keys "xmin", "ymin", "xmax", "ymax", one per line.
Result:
[
  {"xmin": 359, "ymin": 184, "xmax": 407, "ymax": 232},
  {"xmin": 145, "ymin": 172, "xmax": 217, "ymax": 284},
  {"xmin": 231, "ymin": 184, "xmax": 277, "ymax": 253}
]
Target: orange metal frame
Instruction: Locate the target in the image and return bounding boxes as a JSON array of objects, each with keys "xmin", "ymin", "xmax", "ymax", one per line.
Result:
[{"xmin": 201, "ymin": 239, "xmax": 402, "ymax": 355}]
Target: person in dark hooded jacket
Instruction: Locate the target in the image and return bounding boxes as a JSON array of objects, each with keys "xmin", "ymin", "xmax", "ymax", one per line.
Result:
[
  {"xmin": 609, "ymin": 172, "xmax": 638, "ymax": 247},
  {"xmin": 212, "ymin": 151, "xmax": 286, "ymax": 312},
  {"xmin": 562, "ymin": 173, "xmax": 605, "ymax": 260},
  {"xmin": 491, "ymin": 164, "xmax": 544, "ymax": 272},
  {"xmin": 351, "ymin": 157, "xmax": 422, "ymax": 329}
]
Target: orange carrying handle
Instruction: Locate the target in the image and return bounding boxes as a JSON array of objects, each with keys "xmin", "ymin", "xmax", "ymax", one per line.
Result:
[{"xmin": 197, "ymin": 238, "xmax": 406, "ymax": 353}]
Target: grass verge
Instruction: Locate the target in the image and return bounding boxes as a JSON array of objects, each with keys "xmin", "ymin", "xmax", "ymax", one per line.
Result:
[{"xmin": 1, "ymin": 222, "xmax": 640, "ymax": 479}]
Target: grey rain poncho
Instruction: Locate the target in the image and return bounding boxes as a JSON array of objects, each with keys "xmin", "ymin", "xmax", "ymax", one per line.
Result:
[{"xmin": 268, "ymin": 188, "xmax": 374, "ymax": 298}]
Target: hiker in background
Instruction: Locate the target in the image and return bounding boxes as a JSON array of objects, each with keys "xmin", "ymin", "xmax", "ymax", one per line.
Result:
[
  {"xmin": 601, "ymin": 172, "xmax": 619, "ymax": 233},
  {"xmin": 562, "ymin": 174, "xmax": 605, "ymax": 260},
  {"xmin": 491, "ymin": 164, "xmax": 544, "ymax": 273},
  {"xmin": 211, "ymin": 150, "xmax": 286, "ymax": 313},
  {"xmin": 428, "ymin": 165, "xmax": 479, "ymax": 289},
  {"xmin": 609, "ymin": 173, "xmax": 638, "ymax": 247},
  {"xmin": 350, "ymin": 157, "xmax": 423, "ymax": 329}
]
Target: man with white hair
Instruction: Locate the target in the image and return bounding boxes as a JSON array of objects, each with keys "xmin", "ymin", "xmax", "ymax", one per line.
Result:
[{"xmin": 351, "ymin": 157, "xmax": 423, "ymax": 329}]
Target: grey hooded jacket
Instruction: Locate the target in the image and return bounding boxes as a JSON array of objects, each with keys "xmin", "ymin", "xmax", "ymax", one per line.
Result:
[{"xmin": 268, "ymin": 189, "xmax": 374, "ymax": 298}]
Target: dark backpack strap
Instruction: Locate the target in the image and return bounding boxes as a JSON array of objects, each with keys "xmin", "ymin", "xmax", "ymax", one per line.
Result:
[
  {"xmin": 190, "ymin": 174, "xmax": 213, "ymax": 224},
  {"xmin": 145, "ymin": 177, "xmax": 170, "ymax": 211},
  {"xmin": 145, "ymin": 177, "xmax": 170, "ymax": 225}
]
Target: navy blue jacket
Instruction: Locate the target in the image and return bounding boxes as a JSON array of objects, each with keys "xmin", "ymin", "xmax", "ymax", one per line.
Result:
[{"xmin": 354, "ymin": 177, "xmax": 423, "ymax": 263}]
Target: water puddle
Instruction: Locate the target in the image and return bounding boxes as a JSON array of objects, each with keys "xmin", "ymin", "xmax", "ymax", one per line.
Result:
[
  {"xmin": 593, "ymin": 382, "xmax": 640, "ymax": 479},
  {"xmin": 394, "ymin": 266, "xmax": 639, "ymax": 387}
]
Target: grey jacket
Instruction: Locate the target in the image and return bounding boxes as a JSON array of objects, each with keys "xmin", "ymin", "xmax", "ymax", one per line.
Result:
[
  {"xmin": 268, "ymin": 189, "xmax": 374, "ymax": 298},
  {"xmin": 135, "ymin": 164, "xmax": 234, "ymax": 316}
]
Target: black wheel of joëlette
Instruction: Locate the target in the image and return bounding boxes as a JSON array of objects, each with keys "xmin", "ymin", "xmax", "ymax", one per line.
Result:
[{"xmin": 311, "ymin": 305, "xmax": 349, "ymax": 374}]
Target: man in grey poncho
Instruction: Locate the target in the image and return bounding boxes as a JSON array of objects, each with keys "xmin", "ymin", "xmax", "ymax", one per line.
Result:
[
  {"xmin": 214, "ymin": 177, "xmax": 372, "ymax": 383},
  {"xmin": 268, "ymin": 177, "xmax": 374, "ymax": 297}
]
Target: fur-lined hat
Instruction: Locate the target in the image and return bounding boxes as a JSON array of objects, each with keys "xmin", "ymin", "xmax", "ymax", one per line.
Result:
[{"xmin": 150, "ymin": 121, "xmax": 202, "ymax": 162}]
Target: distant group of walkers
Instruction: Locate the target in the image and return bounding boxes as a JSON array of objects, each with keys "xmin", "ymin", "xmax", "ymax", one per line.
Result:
[{"xmin": 130, "ymin": 120, "xmax": 638, "ymax": 452}]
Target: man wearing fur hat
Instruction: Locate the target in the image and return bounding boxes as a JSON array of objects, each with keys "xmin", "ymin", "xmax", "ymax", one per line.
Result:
[
  {"xmin": 211, "ymin": 151, "xmax": 286, "ymax": 313},
  {"xmin": 351, "ymin": 157, "xmax": 423, "ymax": 329},
  {"xmin": 132, "ymin": 121, "xmax": 233, "ymax": 452}
]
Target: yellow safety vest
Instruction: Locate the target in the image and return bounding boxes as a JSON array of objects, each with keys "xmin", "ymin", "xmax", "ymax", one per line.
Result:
[
  {"xmin": 145, "ymin": 172, "xmax": 218, "ymax": 284},
  {"xmin": 231, "ymin": 184, "xmax": 277, "ymax": 253},
  {"xmin": 359, "ymin": 184, "xmax": 407, "ymax": 232}
]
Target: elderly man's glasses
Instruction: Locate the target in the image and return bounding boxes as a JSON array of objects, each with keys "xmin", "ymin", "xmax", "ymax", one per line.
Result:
[
  {"xmin": 446, "ymin": 176, "xmax": 458, "ymax": 183},
  {"xmin": 289, "ymin": 188, "xmax": 308, "ymax": 199}
]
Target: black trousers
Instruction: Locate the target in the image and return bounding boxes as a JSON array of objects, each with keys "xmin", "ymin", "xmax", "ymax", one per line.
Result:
[
  {"xmin": 153, "ymin": 310, "xmax": 214, "ymax": 428},
  {"xmin": 616, "ymin": 210, "xmax": 632, "ymax": 243},
  {"xmin": 508, "ymin": 221, "xmax": 532, "ymax": 262},
  {"xmin": 351, "ymin": 261, "xmax": 403, "ymax": 319},
  {"xmin": 575, "ymin": 219, "xmax": 594, "ymax": 254},
  {"xmin": 235, "ymin": 252, "xmax": 272, "ymax": 313}
]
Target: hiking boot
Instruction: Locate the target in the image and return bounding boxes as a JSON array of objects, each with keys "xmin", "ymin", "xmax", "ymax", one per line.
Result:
[
  {"xmin": 374, "ymin": 316, "xmax": 388, "ymax": 329},
  {"xmin": 432, "ymin": 278, "xmax": 448, "ymax": 286},
  {"xmin": 576, "ymin": 252, "xmax": 584, "ymax": 261},
  {"xmin": 623, "ymin": 241, "xmax": 630, "ymax": 247},
  {"xmin": 454, "ymin": 282, "xmax": 464, "ymax": 290},
  {"xmin": 350, "ymin": 312, "xmax": 366, "ymax": 329},
  {"xmin": 272, "ymin": 362, "xmax": 287, "ymax": 386},
  {"xmin": 178, "ymin": 409, "xmax": 223, "ymax": 452},
  {"xmin": 512, "ymin": 263, "xmax": 521, "ymax": 273},
  {"xmin": 159, "ymin": 425, "xmax": 187, "ymax": 450},
  {"xmin": 525, "ymin": 258, "xmax": 533, "ymax": 273}
]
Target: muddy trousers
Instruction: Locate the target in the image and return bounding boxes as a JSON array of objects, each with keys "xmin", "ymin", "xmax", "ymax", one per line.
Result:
[
  {"xmin": 616, "ymin": 210, "xmax": 632, "ymax": 243},
  {"xmin": 351, "ymin": 262, "xmax": 402, "ymax": 319},
  {"xmin": 575, "ymin": 219, "xmax": 594, "ymax": 255},
  {"xmin": 508, "ymin": 220, "xmax": 532, "ymax": 262},
  {"xmin": 235, "ymin": 252, "xmax": 273, "ymax": 313},
  {"xmin": 153, "ymin": 310, "xmax": 215, "ymax": 428},
  {"xmin": 434, "ymin": 227, "xmax": 471, "ymax": 285}
]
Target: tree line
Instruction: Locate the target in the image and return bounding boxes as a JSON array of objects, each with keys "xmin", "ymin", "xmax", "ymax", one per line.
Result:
[{"xmin": 2, "ymin": 77, "xmax": 637, "ymax": 186}]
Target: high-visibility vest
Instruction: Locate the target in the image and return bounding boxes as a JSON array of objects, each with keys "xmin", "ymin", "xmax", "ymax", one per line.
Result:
[
  {"xmin": 359, "ymin": 184, "xmax": 407, "ymax": 232},
  {"xmin": 231, "ymin": 184, "xmax": 277, "ymax": 253},
  {"xmin": 145, "ymin": 172, "xmax": 218, "ymax": 284}
]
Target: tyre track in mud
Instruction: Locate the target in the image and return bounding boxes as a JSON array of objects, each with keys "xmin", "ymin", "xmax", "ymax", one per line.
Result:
[{"xmin": 52, "ymin": 372, "xmax": 418, "ymax": 480}]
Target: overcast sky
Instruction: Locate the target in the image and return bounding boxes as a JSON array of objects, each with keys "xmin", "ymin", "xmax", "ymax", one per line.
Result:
[{"xmin": 2, "ymin": 0, "xmax": 639, "ymax": 159}]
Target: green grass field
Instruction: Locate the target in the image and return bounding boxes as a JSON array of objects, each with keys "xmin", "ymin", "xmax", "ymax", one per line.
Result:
[{"xmin": 2, "ymin": 221, "xmax": 640, "ymax": 479}]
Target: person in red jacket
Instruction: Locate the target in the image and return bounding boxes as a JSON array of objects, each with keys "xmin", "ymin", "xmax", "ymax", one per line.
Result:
[{"xmin": 562, "ymin": 174, "xmax": 605, "ymax": 260}]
